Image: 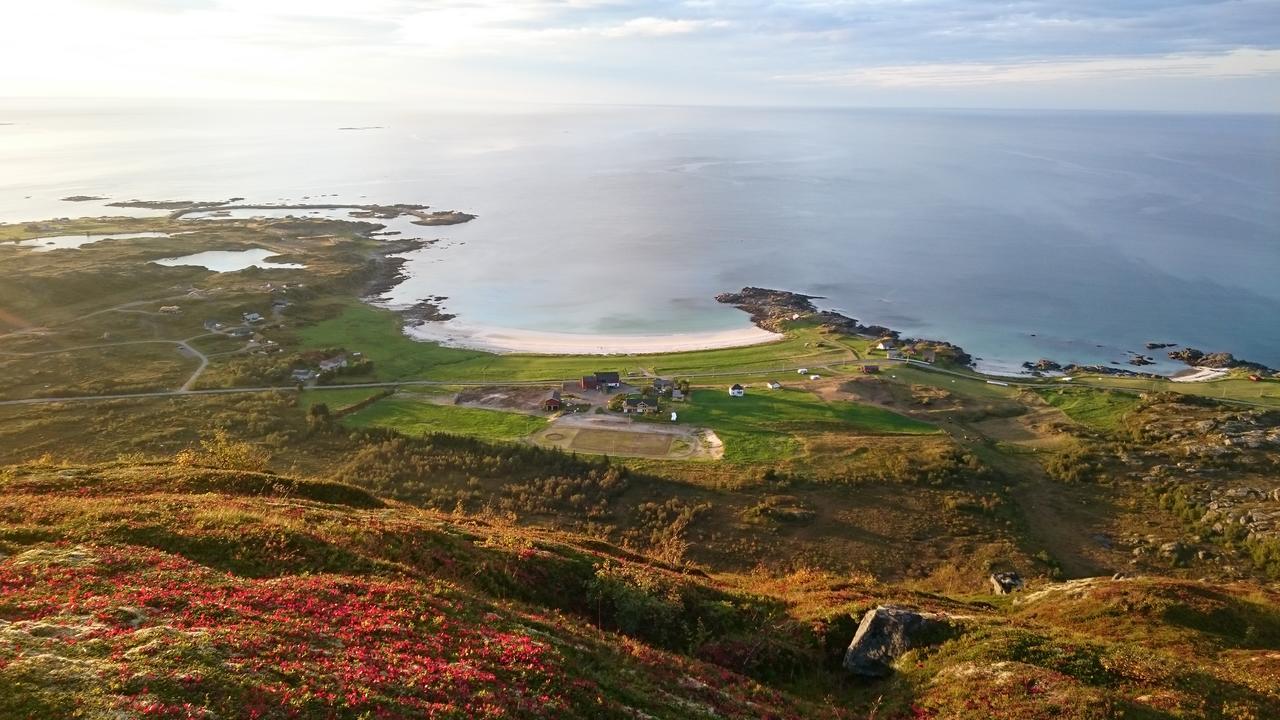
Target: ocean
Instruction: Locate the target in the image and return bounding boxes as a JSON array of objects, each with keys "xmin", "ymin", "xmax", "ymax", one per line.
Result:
[{"xmin": 2, "ymin": 99, "xmax": 1277, "ymax": 373}]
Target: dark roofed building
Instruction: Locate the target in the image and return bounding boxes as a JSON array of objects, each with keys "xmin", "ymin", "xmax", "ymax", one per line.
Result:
[
  {"xmin": 580, "ymin": 375, "xmax": 599, "ymax": 390},
  {"xmin": 594, "ymin": 371, "xmax": 621, "ymax": 388},
  {"xmin": 622, "ymin": 397, "xmax": 659, "ymax": 414}
]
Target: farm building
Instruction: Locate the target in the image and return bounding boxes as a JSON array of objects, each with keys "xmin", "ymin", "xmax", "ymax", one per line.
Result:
[
  {"xmin": 319, "ymin": 355, "xmax": 348, "ymax": 373},
  {"xmin": 729, "ymin": 384, "xmax": 745, "ymax": 397},
  {"xmin": 652, "ymin": 378, "xmax": 675, "ymax": 394},
  {"xmin": 580, "ymin": 376, "xmax": 598, "ymax": 391},
  {"xmin": 594, "ymin": 371, "xmax": 621, "ymax": 389},
  {"xmin": 622, "ymin": 397, "xmax": 659, "ymax": 414},
  {"xmin": 543, "ymin": 390, "xmax": 563, "ymax": 411}
]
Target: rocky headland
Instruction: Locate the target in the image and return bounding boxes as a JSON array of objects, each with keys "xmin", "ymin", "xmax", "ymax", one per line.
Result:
[{"xmin": 716, "ymin": 287, "xmax": 973, "ymax": 365}]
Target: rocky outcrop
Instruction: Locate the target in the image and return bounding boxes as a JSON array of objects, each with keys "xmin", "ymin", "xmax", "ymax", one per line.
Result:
[
  {"xmin": 1022, "ymin": 358, "xmax": 1062, "ymax": 373},
  {"xmin": 1145, "ymin": 342, "xmax": 1177, "ymax": 350},
  {"xmin": 988, "ymin": 572, "xmax": 1025, "ymax": 595},
  {"xmin": 843, "ymin": 606, "xmax": 952, "ymax": 677},
  {"xmin": 716, "ymin": 287, "xmax": 971, "ymax": 365},
  {"xmin": 1168, "ymin": 348, "xmax": 1274, "ymax": 373},
  {"xmin": 1063, "ymin": 364, "xmax": 1161, "ymax": 378}
]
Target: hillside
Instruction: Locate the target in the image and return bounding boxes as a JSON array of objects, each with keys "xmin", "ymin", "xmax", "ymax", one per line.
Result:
[{"xmin": 3, "ymin": 463, "xmax": 1278, "ymax": 719}]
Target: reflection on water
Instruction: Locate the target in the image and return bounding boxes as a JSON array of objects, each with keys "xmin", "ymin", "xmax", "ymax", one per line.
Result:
[{"xmin": 1, "ymin": 101, "xmax": 1276, "ymax": 370}]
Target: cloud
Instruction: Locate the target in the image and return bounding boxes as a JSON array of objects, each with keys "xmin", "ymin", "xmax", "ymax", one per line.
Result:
[
  {"xmin": 776, "ymin": 48, "xmax": 1280, "ymax": 88},
  {"xmin": 2, "ymin": 0, "xmax": 1277, "ymax": 110},
  {"xmin": 599, "ymin": 17, "xmax": 730, "ymax": 38}
]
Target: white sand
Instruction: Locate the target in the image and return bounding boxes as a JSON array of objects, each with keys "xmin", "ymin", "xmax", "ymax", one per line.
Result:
[
  {"xmin": 1170, "ymin": 366, "xmax": 1230, "ymax": 383},
  {"xmin": 403, "ymin": 319, "xmax": 782, "ymax": 355}
]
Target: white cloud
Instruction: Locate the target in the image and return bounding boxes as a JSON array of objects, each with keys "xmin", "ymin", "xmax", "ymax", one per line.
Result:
[
  {"xmin": 777, "ymin": 48, "xmax": 1280, "ymax": 88},
  {"xmin": 600, "ymin": 17, "xmax": 730, "ymax": 38}
]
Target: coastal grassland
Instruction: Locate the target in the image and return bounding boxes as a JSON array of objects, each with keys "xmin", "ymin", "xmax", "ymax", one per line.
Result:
[
  {"xmin": 0, "ymin": 343, "xmax": 197, "ymax": 399},
  {"xmin": 663, "ymin": 387, "xmax": 937, "ymax": 464},
  {"xmin": 340, "ymin": 395, "xmax": 546, "ymax": 442},
  {"xmin": 0, "ymin": 215, "xmax": 172, "ymax": 242},
  {"xmin": 1036, "ymin": 386, "xmax": 1142, "ymax": 431},
  {"xmin": 296, "ymin": 300, "xmax": 851, "ymax": 383},
  {"xmin": 1076, "ymin": 372, "xmax": 1280, "ymax": 409},
  {"xmin": 297, "ymin": 387, "xmax": 388, "ymax": 412}
]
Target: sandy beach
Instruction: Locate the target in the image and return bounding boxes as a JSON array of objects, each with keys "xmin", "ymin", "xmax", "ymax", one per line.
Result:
[
  {"xmin": 1170, "ymin": 367, "xmax": 1230, "ymax": 383},
  {"xmin": 403, "ymin": 320, "xmax": 782, "ymax": 355}
]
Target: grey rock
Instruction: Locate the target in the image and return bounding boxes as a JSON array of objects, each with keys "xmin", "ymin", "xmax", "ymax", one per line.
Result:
[
  {"xmin": 988, "ymin": 572, "xmax": 1025, "ymax": 595},
  {"xmin": 843, "ymin": 606, "xmax": 951, "ymax": 677}
]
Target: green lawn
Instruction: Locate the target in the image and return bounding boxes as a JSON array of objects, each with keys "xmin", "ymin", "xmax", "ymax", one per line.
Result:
[
  {"xmin": 668, "ymin": 386, "xmax": 937, "ymax": 463},
  {"xmin": 297, "ymin": 300, "xmax": 849, "ymax": 384},
  {"xmin": 1036, "ymin": 387, "xmax": 1143, "ymax": 431},
  {"xmin": 341, "ymin": 396, "xmax": 546, "ymax": 443}
]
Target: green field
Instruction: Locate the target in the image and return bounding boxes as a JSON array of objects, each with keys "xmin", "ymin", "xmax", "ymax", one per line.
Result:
[
  {"xmin": 341, "ymin": 396, "xmax": 546, "ymax": 442},
  {"xmin": 298, "ymin": 301, "xmax": 850, "ymax": 383},
  {"xmin": 1036, "ymin": 387, "xmax": 1143, "ymax": 431},
  {"xmin": 669, "ymin": 387, "xmax": 937, "ymax": 463},
  {"xmin": 298, "ymin": 388, "xmax": 389, "ymax": 412}
]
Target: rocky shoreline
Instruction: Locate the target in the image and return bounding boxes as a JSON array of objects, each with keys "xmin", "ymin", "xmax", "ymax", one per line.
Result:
[
  {"xmin": 362, "ymin": 237, "xmax": 457, "ymax": 324},
  {"xmin": 715, "ymin": 287, "xmax": 973, "ymax": 366}
]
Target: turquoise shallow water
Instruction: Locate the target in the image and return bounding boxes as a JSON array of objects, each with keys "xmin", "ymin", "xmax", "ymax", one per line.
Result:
[{"xmin": 1, "ymin": 101, "xmax": 1276, "ymax": 373}]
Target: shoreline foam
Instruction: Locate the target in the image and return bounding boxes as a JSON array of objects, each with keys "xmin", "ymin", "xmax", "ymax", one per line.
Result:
[{"xmin": 403, "ymin": 320, "xmax": 782, "ymax": 355}]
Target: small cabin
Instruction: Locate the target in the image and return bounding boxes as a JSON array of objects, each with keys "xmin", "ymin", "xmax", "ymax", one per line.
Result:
[
  {"xmin": 319, "ymin": 355, "xmax": 348, "ymax": 373},
  {"xmin": 729, "ymin": 384, "xmax": 745, "ymax": 397},
  {"xmin": 766, "ymin": 381, "xmax": 782, "ymax": 390},
  {"xmin": 543, "ymin": 390, "xmax": 563, "ymax": 411},
  {"xmin": 652, "ymin": 378, "xmax": 675, "ymax": 395},
  {"xmin": 875, "ymin": 339, "xmax": 896, "ymax": 351},
  {"xmin": 862, "ymin": 365, "xmax": 880, "ymax": 374}
]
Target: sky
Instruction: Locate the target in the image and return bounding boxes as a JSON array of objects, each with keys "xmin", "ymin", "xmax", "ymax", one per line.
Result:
[{"xmin": 3, "ymin": 0, "xmax": 1278, "ymax": 112}]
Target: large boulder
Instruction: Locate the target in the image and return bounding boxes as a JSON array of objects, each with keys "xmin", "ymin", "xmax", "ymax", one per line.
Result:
[
  {"xmin": 989, "ymin": 571, "xmax": 1024, "ymax": 595},
  {"xmin": 843, "ymin": 606, "xmax": 951, "ymax": 677}
]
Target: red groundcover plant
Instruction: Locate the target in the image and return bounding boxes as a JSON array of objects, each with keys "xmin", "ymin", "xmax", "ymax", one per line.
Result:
[{"xmin": 0, "ymin": 544, "xmax": 611, "ymax": 719}]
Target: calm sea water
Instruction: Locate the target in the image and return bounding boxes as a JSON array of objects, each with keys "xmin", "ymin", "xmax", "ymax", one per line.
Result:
[{"xmin": 2, "ymin": 100, "xmax": 1277, "ymax": 373}]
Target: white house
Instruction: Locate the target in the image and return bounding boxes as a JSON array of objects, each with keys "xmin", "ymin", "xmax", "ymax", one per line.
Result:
[
  {"xmin": 766, "ymin": 381, "xmax": 782, "ymax": 390},
  {"xmin": 729, "ymin": 383, "xmax": 745, "ymax": 397},
  {"xmin": 875, "ymin": 339, "xmax": 896, "ymax": 351}
]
